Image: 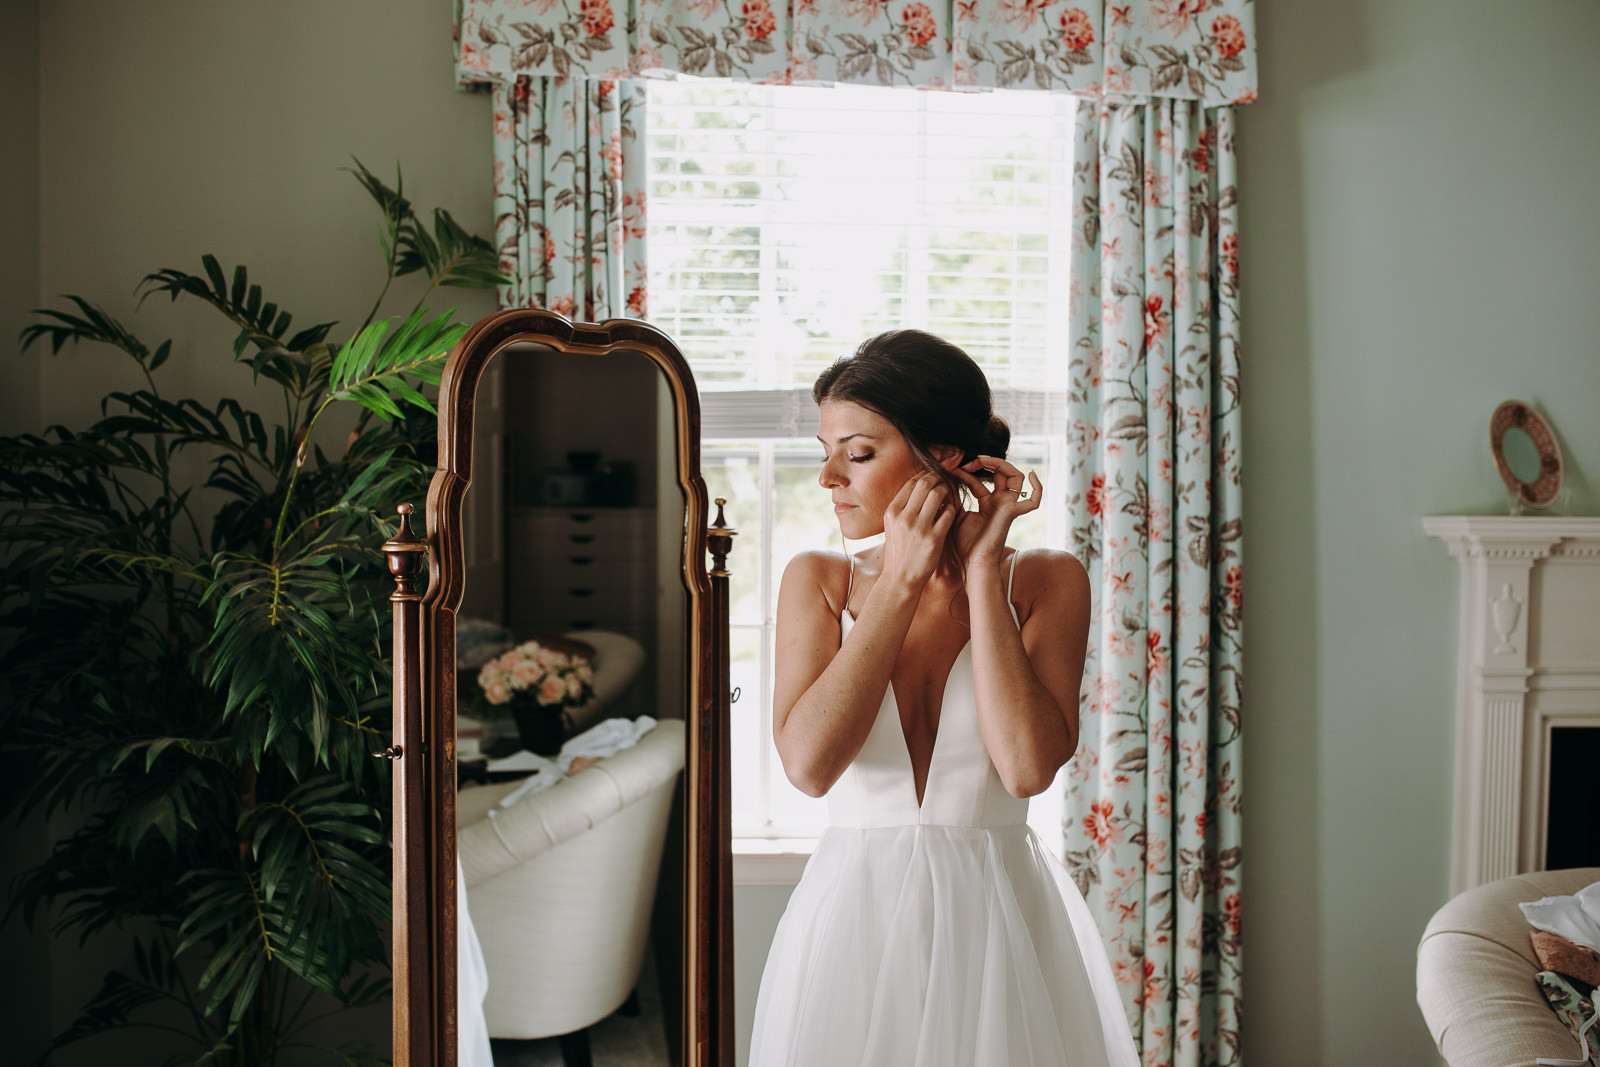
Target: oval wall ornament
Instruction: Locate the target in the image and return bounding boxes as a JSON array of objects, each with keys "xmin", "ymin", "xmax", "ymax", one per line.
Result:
[{"xmin": 1490, "ymin": 400, "xmax": 1564, "ymax": 511}]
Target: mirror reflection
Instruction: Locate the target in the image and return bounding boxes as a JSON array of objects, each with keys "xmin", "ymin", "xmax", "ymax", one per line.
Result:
[{"xmin": 452, "ymin": 342, "xmax": 688, "ymax": 1066}]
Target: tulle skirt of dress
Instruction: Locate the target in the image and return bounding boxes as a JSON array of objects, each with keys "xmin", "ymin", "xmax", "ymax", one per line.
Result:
[{"xmin": 749, "ymin": 823, "xmax": 1140, "ymax": 1067}]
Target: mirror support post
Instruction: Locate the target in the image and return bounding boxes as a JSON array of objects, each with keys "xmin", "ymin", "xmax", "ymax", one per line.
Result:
[
  {"xmin": 706, "ymin": 500, "xmax": 737, "ymax": 1064},
  {"xmin": 383, "ymin": 504, "xmax": 432, "ymax": 1066}
]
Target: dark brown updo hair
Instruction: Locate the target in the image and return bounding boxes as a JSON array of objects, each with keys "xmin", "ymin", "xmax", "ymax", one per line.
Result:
[{"xmin": 814, "ymin": 330, "xmax": 1010, "ymax": 561}]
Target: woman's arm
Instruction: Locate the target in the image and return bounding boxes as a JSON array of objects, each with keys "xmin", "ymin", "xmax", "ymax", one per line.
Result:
[
  {"xmin": 967, "ymin": 549, "xmax": 1091, "ymax": 797},
  {"xmin": 772, "ymin": 472, "xmax": 954, "ymax": 797},
  {"xmin": 770, "ymin": 552, "xmax": 916, "ymax": 797}
]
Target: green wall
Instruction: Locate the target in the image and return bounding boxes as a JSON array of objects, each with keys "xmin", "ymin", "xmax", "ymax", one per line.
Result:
[
  {"xmin": 0, "ymin": 4, "xmax": 48, "ymax": 1061},
  {"xmin": 0, "ymin": 0, "xmax": 41, "ymax": 437},
  {"xmin": 5, "ymin": 1, "xmax": 1599, "ymax": 1065},
  {"xmin": 1238, "ymin": 0, "xmax": 1600, "ymax": 1062}
]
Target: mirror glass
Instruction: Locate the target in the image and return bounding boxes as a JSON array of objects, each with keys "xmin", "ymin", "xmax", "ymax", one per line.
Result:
[
  {"xmin": 1500, "ymin": 425, "xmax": 1541, "ymax": 485},
  {"xmin": 453, "ymin": 341, "xmax": 689, "ymax": 1066}
]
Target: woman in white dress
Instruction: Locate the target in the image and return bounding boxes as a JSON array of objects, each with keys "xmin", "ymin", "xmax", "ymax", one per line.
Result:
[{"xmin": 749, "ymin": 331, "xmax": 1140, "ymax": 1067}]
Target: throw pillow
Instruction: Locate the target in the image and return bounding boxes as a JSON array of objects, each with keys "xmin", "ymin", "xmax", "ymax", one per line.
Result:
[
  {"xmin": 1536, "ymin": 970, "xmax": 1600, "ymax": 1067},
  {"xmin": 1536, "ymin": 930, "xmax": 1600, "ymax": 988}
]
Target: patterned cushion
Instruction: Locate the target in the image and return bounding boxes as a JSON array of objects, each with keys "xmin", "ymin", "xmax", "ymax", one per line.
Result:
[{"xmin": 1536, "ymin": 970, "xmax": 1600, "ymax": 1067}]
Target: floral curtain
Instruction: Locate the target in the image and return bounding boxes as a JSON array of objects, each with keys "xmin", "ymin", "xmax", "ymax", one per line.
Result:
[
  {"xmin": 457, "ymin": 0, "xmax": 1255, "ymax": 104},
  {"xmin": 491, "ymin": 74, "xmax": 648, "ymax": 318},
  {"xmin": 1061, "ymin": 97, "xmax": 1243, "ymax": 1066}
]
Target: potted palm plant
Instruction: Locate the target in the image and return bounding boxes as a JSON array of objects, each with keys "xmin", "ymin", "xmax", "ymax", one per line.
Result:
[{"xmin": 0, "ymin": 162, "xmax": 504, "ymax": 1065}]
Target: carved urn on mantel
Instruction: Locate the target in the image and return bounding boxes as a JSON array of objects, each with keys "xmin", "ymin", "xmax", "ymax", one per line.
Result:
[{"xmin": 1424, "ymin": 516, "xmax": 1600, "ymax": 895}]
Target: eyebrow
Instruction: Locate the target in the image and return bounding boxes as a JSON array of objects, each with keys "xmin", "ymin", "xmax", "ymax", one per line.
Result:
[{"xmin": 816, "ymin": 433, "xmax": 880, "ymax": 446}]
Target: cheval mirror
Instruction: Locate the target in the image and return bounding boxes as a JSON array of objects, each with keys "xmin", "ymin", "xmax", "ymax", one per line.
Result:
[{"xmin": 381, "ymin": 309, "xmax": 736, "ymax": 1067}]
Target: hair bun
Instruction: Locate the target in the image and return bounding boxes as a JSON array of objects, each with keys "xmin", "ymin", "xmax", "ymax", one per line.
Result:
[{"xmin": 978, "ymin": 414, "xmax": 1010, "ymax": 461}]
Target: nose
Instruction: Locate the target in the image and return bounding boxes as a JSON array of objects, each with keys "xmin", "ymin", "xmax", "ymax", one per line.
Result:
[{"xmin": 818, "ymin": 455, "xmax": 845, "ymax": 490}]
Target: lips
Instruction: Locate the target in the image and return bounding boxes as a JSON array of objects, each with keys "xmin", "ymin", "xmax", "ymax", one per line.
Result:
[{"xmin": 832, "ymin": 502, "xmax": 855, "ymax": 514}]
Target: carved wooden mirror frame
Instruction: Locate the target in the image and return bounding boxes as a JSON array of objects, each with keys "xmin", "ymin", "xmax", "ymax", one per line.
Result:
[{"xmin": 381, "ymin": 308, "xmax": 735, "ymax": 1067}]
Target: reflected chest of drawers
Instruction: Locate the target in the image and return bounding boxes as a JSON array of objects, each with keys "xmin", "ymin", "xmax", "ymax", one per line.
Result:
[{"xmin": 505, "ymin": 506, "xmax": 657, "ymax": 718}]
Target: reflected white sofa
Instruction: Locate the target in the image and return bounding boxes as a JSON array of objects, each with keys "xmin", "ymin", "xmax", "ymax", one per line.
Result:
[
  {"xmin": 1417, "ymin": 867, "xmax": 1600, "ymax": 1067},
  {"xmin": 563, "ymin": 629, "xmax": 646, "ymax": 733},
  {"xmin": 458, "ymin": 718, "xmax": 685, "ymax": 1045}
]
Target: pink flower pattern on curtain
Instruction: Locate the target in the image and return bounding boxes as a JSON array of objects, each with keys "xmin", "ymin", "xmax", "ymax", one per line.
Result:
[
  {"xmin": 491, "ymin": 74, "xmax": 648, "ymax": 318},
  {"xmin": 457, "ymin": 0, "xmax": 1255, "ymax": 104},
  {"xmin": 1063, "ymin": 97, "xmax": 1243, "ymax": 1066}
]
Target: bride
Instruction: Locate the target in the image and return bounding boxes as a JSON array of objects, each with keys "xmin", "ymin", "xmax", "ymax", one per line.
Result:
[{"xmin": 748, "ymin": 330, "xmax": 1140, "ymax": 1066}]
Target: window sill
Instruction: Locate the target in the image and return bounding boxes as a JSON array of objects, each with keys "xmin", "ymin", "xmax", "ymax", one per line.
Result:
[{"xmin": 732, "ymin": 837, "xmax": 818, "ymax": 886}]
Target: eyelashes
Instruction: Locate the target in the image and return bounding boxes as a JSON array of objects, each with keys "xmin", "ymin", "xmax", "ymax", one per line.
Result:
[{"xmin": 818, "ymin": 452, "xmax": 876, "ymax": 464}]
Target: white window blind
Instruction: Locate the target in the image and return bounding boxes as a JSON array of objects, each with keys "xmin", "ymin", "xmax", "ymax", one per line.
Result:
[{"xmin": 647, "ymin": 80, "xmax": 1078, "ymax": 397}]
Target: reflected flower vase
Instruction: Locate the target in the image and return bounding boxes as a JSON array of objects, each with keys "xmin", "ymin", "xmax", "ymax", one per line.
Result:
[
  {"xmin": 475, "ymin": 639, "xmax": 595, "ymax": 757},
  {"xmin": 511, "ymin": 702, "xmax": 571, "ymax": 757}
]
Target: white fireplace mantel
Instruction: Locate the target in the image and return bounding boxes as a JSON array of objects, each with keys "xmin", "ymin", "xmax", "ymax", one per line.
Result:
[{"xmin": 1425, "ymin": 516, "xmax": 1600, "ymax": 895}]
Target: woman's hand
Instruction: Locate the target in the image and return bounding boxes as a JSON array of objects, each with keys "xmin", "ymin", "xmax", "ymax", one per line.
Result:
[
  {"xmin": 878, "ymin": 471, "xmax": 957, "ymax": 591},
  {"xmin": 953, "ymin": 455, "xmax": 1041, "ymax": 572}
]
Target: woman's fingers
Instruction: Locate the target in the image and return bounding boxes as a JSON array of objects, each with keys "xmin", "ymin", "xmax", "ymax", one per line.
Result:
[
  {"xmin": 901, "ymin": 471, "xmax": 936, "ymax": 517},
  {"xmin": 952, "ymin": 465, "xmax": 991, "ymax": 502},
  {"xmin": 917, "ymin": 480, "xmax": 950, "ymax": 524},
  {"xmin": 1014, "ymin": 469, "xmax": 1043, "ymax": 513},
  {"xmin": 971, "ymin": 454, "xmax": 1023, "ymax": 487},
  {"xmin": 966, "ymin": 456, "xmax": 1039, "ymax": 509},
  {"xmin": 886, "ymin": 471, "xmax": 920, "ymax": 516}
]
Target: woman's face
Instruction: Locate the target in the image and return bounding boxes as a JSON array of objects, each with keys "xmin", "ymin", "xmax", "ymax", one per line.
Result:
[{"xmin": 816, "ymin": 399, "xmax": 926, "ymax": 539}]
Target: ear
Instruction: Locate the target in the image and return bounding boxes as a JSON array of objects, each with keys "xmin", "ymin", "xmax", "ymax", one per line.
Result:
[{"xmin": 930, "ymin": 445, "xmax": 964, "ymax": 471}]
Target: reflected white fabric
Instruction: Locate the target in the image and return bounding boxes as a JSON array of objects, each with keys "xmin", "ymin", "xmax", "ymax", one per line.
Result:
[
  {"xmin": 749, "ymin": 555, "xmax": 1140, "ymax": 1066},
  {"xmin": 1520, "ymin": 879, "xmax": 1600, "ymax": 954},
  {"xmin": 458, "ymin": 855, "xmax": 495, "ymax": 1067}
]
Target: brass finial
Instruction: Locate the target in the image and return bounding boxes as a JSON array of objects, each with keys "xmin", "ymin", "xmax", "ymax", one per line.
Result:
[
  {"xmin": 707, "ymin": 497, "xmax": 736, "ymax": 576},
  {"xmin": 382, "ymin": 502, "xmax": 428, "ymax": 600}
]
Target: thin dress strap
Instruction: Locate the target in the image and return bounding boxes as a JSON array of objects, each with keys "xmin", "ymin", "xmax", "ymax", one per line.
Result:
[
  {"xmin": 844, "ymin": 552, "xmax": 857, "ymax": 618},
  {"xmin": 1006, "ymin": 548, "xmax": 1020, "ymax": 601}
]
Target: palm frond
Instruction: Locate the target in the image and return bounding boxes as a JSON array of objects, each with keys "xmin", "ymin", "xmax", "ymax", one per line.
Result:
[
  {"xmin": 19, "ymin": 295, "xmax": 170, "ymax": 372},
  {"xmin": 398, "ymin": 207, "xmax": 510, "ymax": 290},
  {"xmin": 328, "ymin": 307, "xmax": 465, "ymax": 420}
]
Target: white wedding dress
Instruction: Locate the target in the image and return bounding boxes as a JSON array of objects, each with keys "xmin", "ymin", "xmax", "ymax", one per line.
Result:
[{"xmin": 749, "ymin": 554, "xmax": 1141, "ymax": 1067}]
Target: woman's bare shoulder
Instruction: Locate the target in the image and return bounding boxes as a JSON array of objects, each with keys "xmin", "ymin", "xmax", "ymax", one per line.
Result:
[
  {"xmin": 780, "ymin": 550, "xmax": 853, "ymax": 618},
  {"xmin": 1011, "ymin": 548, "xmax": 1090, "ymax": 614}
]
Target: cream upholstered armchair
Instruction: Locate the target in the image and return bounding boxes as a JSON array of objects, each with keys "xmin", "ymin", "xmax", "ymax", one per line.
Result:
[
  {"xmin": 457, "ymin": 718, "xmax": 686, "ymax": 1050},
  {"xmin": 1418, "ymin": 867, "xmax": 1600, "ymax": 1067}
]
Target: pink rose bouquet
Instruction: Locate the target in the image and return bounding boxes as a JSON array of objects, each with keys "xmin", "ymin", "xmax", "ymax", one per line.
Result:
[{"xmin": 476, "ymin": 640, "xmax": 596, "ymax": 755}]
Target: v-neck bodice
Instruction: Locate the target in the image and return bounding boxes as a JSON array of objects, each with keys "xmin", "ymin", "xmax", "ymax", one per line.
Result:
[{"xmin": 831, "ymin": 596, "xmax": 1027, "ymax": 831}]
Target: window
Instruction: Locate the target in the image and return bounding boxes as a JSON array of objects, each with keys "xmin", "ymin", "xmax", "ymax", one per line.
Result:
[{"xmin": 647, "ymin": 79, "xmax": 1078, "ymax": 850}]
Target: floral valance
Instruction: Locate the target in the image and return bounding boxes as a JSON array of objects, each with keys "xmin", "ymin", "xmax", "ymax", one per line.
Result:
[{"xmin": 456, "ymin": 0, "xmax": 1256, "ymax": 105}]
